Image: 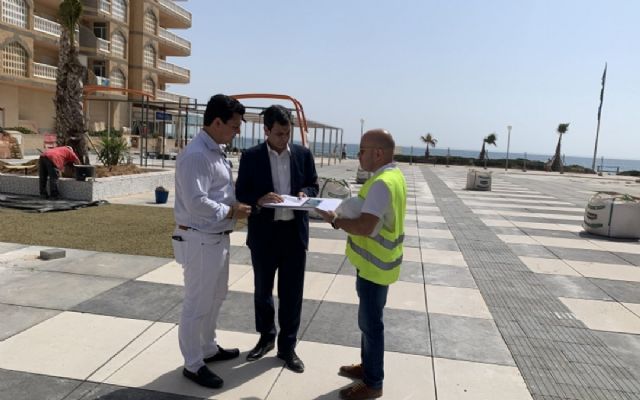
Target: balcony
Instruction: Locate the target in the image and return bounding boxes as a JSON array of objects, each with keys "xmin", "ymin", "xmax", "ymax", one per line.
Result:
[
  {"xmin": 158, "ymin": 0, "xmax": 191, "ymax": 28},
  {"xmin": 97, "ymin": 38, "xmax": 110, "ymax": 54},
  {"xmin": 158, "ymin": 27, "xmax": 191, "ymax": 55},
  {"xmin": 33, "ymin": 62, "xmax": 57, "ymax": 81},
  {"xmin": 156, "ymin": 89, "xmax": 188, "ymax": 103},
  {"xmin": 34, "ymin": 16, "xmax": 61, "ymax": 37},
  {"xmin": 98, "ymin": 0, "xmax": 111, "ymax": 16},
  {"xmin": 157, "ymin": 59, "xmax": 190, "ymax": 81}
]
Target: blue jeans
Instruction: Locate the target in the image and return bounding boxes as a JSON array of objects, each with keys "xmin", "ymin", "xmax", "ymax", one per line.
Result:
[{"xmin": 356, "ymin": 275, "xmax": 389, "ymax": 390}]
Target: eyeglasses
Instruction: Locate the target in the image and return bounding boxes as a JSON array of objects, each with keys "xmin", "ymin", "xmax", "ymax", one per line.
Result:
[{"xmin": 358, "ymin": 147, "xmax": 379, "ymax": 156}]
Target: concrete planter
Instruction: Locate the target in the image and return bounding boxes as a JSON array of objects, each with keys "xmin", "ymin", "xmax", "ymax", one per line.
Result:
[{"xmin": 0, "ymin": 169, "xmax": 175, "ymax": 201}]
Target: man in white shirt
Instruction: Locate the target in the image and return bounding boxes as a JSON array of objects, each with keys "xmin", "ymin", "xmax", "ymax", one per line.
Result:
[{"xmin": 173, "ymin": 94, "xmax": 251, "ymax": 389}]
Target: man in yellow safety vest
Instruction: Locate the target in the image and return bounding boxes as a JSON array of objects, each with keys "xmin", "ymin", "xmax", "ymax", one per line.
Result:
[{"xmin": 318, "ymin": 129, "xmax": 406, "ymax": 400}]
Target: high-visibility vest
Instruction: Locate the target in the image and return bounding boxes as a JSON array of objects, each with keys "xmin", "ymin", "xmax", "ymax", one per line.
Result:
[{"xmin": 346, "ymin": 167, "xmax": 406, "ymax": 285}]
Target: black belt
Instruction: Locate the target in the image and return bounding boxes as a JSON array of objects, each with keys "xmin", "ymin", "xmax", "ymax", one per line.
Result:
[{"xmin": 178, "ymin": 225, "xmax": 232, "ymax": 235}]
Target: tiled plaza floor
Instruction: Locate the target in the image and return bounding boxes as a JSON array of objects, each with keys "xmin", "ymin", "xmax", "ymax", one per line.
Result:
[{"xmin": 1, "ymin": 161, "xmax": 639, "ymax": 399}]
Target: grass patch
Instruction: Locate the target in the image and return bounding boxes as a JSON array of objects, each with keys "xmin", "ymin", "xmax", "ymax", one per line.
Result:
[{"xmin": 0, "ymin": 204, "xmax": 175, "ymax": 258}]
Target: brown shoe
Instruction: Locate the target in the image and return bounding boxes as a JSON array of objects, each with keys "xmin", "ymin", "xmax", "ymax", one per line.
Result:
[
  {"xmin": 339, "ymin": 363, "xmax": 364, "ymax": 380},
  {"xmin": 339, "ymin": 382, "xmax": 382, "ymax": 400}
]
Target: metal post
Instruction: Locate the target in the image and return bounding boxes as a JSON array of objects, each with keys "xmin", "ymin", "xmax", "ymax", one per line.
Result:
[
  {"xmin": 107, "ymin": 100, "xmax": 111, "ymax": 139},
  {"xmin": 410, "ymin": 146, "xmax": 413, "ymax": 165},
  {"xmin": 360, "ymin": 118, "xmax": 364, "ymax": 137},
  {"xmin": 506, "ymin": 125, "xmax": 512, "ymax": 171},
  {"xmin": 313, "ymin": 127, "xmax": 317, "ymax": 156},
  {"xmin": 446, "ymin": 147, "xmax": 450, "ymax": 167},
  {"xmin": 320, "ymin": 127, "xmax": 326, "ymax": 167},
  {"xmin": 328, "ymin": 128, "xmax": 333, "ymax": 166},
  {"xmin": 161, "ymin": 103, "xmax": 166, "ymax": 168},
  {"xmin": 523, "ymin": 152, "xmax": 527, "ymax": 172},
  {"xmin": 339, "ymin": 128, "xmax": 344, "ymax": 163}
]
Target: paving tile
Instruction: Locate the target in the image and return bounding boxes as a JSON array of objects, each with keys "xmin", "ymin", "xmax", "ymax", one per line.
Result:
[
  {"xmin": 430, "ymin": 313, "xmax": 515, "ymax": 366},
  {"xmin": 35, "ymin": 252, "xmax": 171, "ymax": 279},
  {"xmin": 587, "ymin": 278, "xmax": 640, "ymax": 303},
  {"xmin": 0, "ymin": 304, "xmax": 60, "ymax": 341},
  {"xmin": 424, "ymin": 263, "xmax": 478, "ymax": 288},
  {"xmin": 302, "ymin": 301, "xmax": 431, "ymax": 356},
  {"xmin": 426, "ymin": 285, "xmax": 492, "ymax": 319},
  {"xmin": 268, "ymin": 341, "xmax": 435, "ymax": 400},
  {"xmin": 421, "ymin": 248, "xmax": 467, "ymax": 267},
  {"xmin": 137, "ymin": 261, "xmax": 252, "ymax": 287},
  {"xmin": 67, "ymin": 381, "xmax": 204, "ymax": 400},
  {"xmin": 560, "ymin": 298, "xmax": 640, "ymax": 334},
  {"xmin": 0, "ymin": 368, "xmax": 84, "ymax": 400},
  {"xmin": 594, "ymin": 331, "xmax": 640, "ymax": 381},
  {"xmin": 536, "ymin": 275, "xmax": 612, "ymax": 301},
  {"xmin": 398, "ymin": 260, "xmax": 427, "ymax": 283},
  {"xmin": 306, "ymin": 252, "xmax": 346, "ymax": 274},
  {"xmin": 0, "ymin": 265, "xmax": 34, "ymax": 286},
  {"xmin": 433, "ymin": 357, "xmax": 533, "ymax": 400},
  {"xmin": 72, "ymin": 280, "xmax": 183, "ymax": 321},
  {"xmin": 519, "ymin": 256, "xmax": 581, "ymax": 276},
  {"xmin": 419, "ymin": 228, "xmax": 454, "ymax": 239},
  {"xmin": 229, "ymin": 245, "xmax": 252, "ymax": 264},
  {"xmin": 229, "ymin": 269, "xmax": 335, "ymax": 301},
  {"xmin": 0, "ymin": 242, "xmax": 27, "ymax": 253},
  {"xmin": 546, "ymin": 247, "xmax": 632, "ymax": 265},
  {"xmin": 308, "ymin": 238, "xmax": 347, "ymax": 255},
  {"xmin": 0, "ymin": 270, "xmax": 125, "ymax": 310},
  {"xmin": 101, "ymin": 328, "xmax": 283, "ymax": 400},
  {"xmin": 0, "ymin": 311, "xmax": 153, "ymax": 380}
]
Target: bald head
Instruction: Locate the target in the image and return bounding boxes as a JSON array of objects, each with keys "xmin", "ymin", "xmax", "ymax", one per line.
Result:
[{"xmin": 361, "ymin": 129, "xmax": 395, "ymax": 163}]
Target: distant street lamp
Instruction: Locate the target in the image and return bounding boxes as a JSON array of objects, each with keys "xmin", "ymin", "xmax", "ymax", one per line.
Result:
[
  {"xmin": 506, "ymin": 125, "xmax": 512, "ymax": 171},
  {"xmin": 360, "ymin": 118, "xmax": 365, "ymax": 137}
]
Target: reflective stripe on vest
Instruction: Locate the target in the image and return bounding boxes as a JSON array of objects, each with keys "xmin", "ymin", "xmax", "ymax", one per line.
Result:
[
  {"xmin": 347, "ymin": 236, "xmax": 404, "ymax": 270},
  {"xmin": 371, "ymin": 233, "xmax": 405, "ymax": 250}
]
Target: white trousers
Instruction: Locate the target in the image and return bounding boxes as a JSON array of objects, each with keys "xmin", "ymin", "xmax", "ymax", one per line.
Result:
[{"xmin": 175, "ymin": 228, "xmax": 230, "ymax": 372}]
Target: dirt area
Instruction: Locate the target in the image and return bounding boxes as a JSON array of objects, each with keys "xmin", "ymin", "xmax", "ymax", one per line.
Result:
[{"xmin": 0, "ymin": 161, "xmax": 148, "ymax": 178}]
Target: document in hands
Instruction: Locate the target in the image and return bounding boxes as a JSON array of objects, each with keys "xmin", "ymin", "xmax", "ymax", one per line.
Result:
[{"xmin": 263, "ymin": 195, "xmax": 341, "ymax": 212}]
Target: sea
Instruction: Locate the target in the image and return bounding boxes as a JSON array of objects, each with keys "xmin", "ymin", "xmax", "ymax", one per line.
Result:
[{"xmin": 230, "ymin": 136, "xmax": 640, "ymax": 173}]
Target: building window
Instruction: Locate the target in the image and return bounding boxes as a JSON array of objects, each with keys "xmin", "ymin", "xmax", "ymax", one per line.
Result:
[
  {"xmin": 110, "ymin": 68, "xmax": 125, "ymax": 88},
  {"xmin": 111, "ymin": 31, "xmax": 126, "ymax": 59},
  {"xmin": 143, "ymin": 45, "xmax": 155, "ymax": 68},
  {"xmin": 93, "ymin": 22, "xmax": 107, "ymax": 39},
  {"xmin": 1, "ymin": 0, "xmax": 27, "ymax": 28},
  {"xmin": 93, "ymin": 60, "xmax": 106, "ymax": 78},
  {"xmin": 143, "ymin": 78, "xmax": 155, "ymax": 96},
  {"xmin": 2, "ymin": 42, "xmax": 27, "ymax": 77},
  {"xmin": 143, "ymin": 10, "xmax": 157, "ymax": 34},
  {"xmin": 112, "ymin": 0, "xmax": 127, "ymax": 22}
]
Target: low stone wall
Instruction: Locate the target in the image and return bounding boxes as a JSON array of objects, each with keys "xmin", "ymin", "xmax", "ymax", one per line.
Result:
[{"xmin": 0, "ymin": 169, "xmax": 175, "ymax": 201}]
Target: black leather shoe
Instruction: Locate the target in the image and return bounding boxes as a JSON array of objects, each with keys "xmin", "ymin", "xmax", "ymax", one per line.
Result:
[
  {"xmin": 246, "ymin": 338, "xmax": 275, "ymax": 361},
  {"xmin": 277, "ymin": 350, "xmax": 305, "ymax": 373},
  {"xmin": 182, "ymin": 366, "xmax": 223, "ymax": 389},
  {"xmin": 204, "ymin": 345, "xmax": 240, "ymax": 363}
]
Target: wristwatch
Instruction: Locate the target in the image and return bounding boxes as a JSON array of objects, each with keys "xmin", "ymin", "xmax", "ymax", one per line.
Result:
[{"xmin": 331, "ymin": 214, "xmax": 339, "ymax": 230}]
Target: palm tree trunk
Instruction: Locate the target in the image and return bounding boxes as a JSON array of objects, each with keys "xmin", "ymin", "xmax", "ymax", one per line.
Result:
[
  {"xmin": 479, "ymin": 142, "xmax": 486, "ymax": 160},
  {"xmin": 425, "ymin": 144, "xmax": 430, "ymax": 158},
  {"xmin": 551, "ymin": 135, "xmax": 563, "ymax": 172}
]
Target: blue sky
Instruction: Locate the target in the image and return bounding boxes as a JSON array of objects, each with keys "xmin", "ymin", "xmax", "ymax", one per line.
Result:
[{"xmin": 170, "ymin": 0, "xmax": 639, "ymax": 159}]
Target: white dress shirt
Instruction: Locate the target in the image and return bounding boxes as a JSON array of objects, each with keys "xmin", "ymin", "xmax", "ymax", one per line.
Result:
[
  {"xmin": 267, "ymin": 142, "xmax": 294, "ymax": 221},
  {"xmin": 174, "ymin": 130, "xmax": 235, "ymax": 233}
]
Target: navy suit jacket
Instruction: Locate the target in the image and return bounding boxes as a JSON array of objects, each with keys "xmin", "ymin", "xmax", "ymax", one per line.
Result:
[{"xmin": 235, "ymin": 142, "xmax": 319, "ymax": 251}]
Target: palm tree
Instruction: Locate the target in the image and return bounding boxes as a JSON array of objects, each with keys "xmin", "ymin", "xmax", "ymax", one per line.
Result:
[
  {"xmin": 420, "ymin": 133, "xmax": 437, "ymax": 158},
  {"xmin": 55, "ymin": 0, "xmax": 87, "ymax": 163},
  {"xmin": 479, "ymin": 133, "xmax": 497, "ymax": 161},
  {"xmin": 550, "ymin": 123, "xmax": 569, "ymax": 172}
]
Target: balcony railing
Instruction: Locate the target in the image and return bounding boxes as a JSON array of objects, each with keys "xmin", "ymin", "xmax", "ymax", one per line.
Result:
[
  {"xmin": 34, "ymin": 16, "xmax": 61, "ymax": 37},
  {"xmin": 158, "ymin": 27, "xmax": 191, "ymax": 51},
  {"xmin": 99, "ymin": 0, "xmax": 111, "ymax": 15},
  {"xmin": 156, "ymin": 89, "xmax": 188, "ymax": 103},
  {"xmin": 97, "ymin": 38, "xmax": 111, "ymax": 54},
  {"xmin": 157, "ymin": 60, "xmax": 190, "ymax": 79},
  {"xmin": 95, "ymin": 76, "xmax": 110, "ymax": 86},
  {"xmin": 158, "ymin": 0, "xmax": 191, "ymax": 21},
  {"xmin": 33, "ymin": 62, "xmax": 57, "ymax": 80}
]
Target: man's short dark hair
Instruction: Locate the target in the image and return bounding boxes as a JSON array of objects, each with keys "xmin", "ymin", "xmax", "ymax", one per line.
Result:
[
  {"xmin": 262, "ymin": 105, "xmax": 292, "ymax": 130},
  {"xmin": 203, "ymin": 94, "xmax": 245, "ymax": 126}
]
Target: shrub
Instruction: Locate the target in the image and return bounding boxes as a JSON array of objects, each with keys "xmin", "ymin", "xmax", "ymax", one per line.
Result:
[{"xmin": 97, "ymin": 133, "xmax": 128, "ymax": 170}]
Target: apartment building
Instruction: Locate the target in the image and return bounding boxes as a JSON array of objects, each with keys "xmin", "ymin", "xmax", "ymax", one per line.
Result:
[{"xmin": 0, "ymin": 0, "xmax": 191, "ymax": 134}]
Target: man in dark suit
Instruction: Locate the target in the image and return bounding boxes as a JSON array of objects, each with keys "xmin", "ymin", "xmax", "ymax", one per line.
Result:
[{"xmin": 235, "ymin": 105, "xmax": 318, "ymax": 373}]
